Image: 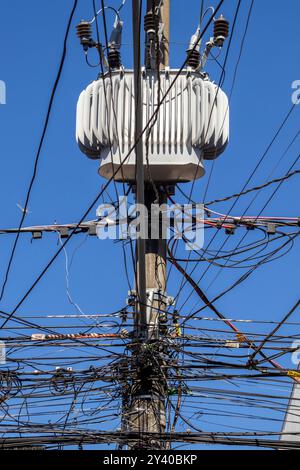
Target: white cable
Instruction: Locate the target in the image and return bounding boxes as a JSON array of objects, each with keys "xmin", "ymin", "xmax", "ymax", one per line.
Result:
[
  {"xmin": 117, "ymin": 0, "xmax": 126, "ymax": 12},
  {"xmin": 89, "ymin": 6, "xmax": 120, "ymax": 25},
  {"xmin": 56, "ymin": 232, "xmax": 89, "ymax": 323}
]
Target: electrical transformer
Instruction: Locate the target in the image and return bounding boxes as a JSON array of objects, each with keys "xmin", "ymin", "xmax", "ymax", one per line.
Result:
[{"xmin": 76, "ymin": 69, "xmax": 229, "ymax": 183}]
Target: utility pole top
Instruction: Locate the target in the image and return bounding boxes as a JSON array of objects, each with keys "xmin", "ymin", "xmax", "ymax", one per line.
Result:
[{"xmin": 147, "ymin": 0, "xmax": 169, "ymax": 68}]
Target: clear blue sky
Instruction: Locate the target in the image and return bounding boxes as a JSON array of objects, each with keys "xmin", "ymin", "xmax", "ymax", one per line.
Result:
[{"xmin": 0, "ymin": 0, "xmax": 300, "ymax": 450}]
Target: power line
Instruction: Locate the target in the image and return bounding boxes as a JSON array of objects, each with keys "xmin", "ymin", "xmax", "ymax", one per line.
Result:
[
  {"xmin": 174, "ymin": 102, "xmax": 298, "ymax": 312},
  {"xmin": 170, "ymin": 0, "xmax": 248, "ymax": 303},
  {"xmin": 0, "ymin": 1, "xmax": 223, "ymax": 329},
  {"xmin": 249, "ymin": 297, "xmax": 300, "ymax": 364},
  {"xmin": 205, "ymin": 167, "xmax": 300, "ymax": 206},
  {"xmin": 0, "ymin": 0, "xmax": 79, "ymax": 303},
  {"xmin": 4, "ymin": 0, "xmax": 300, "ymax": 451}
]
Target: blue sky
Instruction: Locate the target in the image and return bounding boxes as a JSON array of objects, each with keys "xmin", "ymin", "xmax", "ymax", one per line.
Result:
[{"xmin": 0, "ymin": 0, "xmax": 300, "ymax": 450}]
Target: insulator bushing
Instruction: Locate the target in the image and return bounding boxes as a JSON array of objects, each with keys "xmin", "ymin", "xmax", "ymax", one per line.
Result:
[
  {"xmin": 213, "ymin": 15, "xmax": 229, "ymax": 47},
  {"xmin": 76, "ymin": 20, "xmax": 92, "ymax": 41},
  {"xmin": 144, "ymin": 11, "xmax": 159, "ymax": 35},
  {"xmin": 108, "ymin": 49, "xmax": 121, "ymax": 70},
  {"xmin": 187, "ymin": 49, "xmax": 200, "ymax": 69}
]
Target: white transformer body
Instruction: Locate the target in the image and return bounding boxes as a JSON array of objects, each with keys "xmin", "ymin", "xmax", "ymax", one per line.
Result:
[{"xmin": 76, "ymin": 69, "xmax": 229, "ymax": 183}]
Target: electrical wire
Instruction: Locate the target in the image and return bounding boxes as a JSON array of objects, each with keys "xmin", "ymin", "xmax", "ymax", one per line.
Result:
[{"xmin": 0, "ymin": 0, "xmax": 79, "ymax": 304}]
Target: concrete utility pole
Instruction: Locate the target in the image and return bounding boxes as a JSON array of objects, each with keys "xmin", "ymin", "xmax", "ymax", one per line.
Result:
[
  {"xmin": 159, "ymin": 0, "xmax": 170, "ymax": 67},
  {"xmin": 127, "ymin": 0, "xmax": 170, "ymax": 450},
  {"xmin": 76, "ymin": 0, "xmax": 230, "ymax": 452},
  {"xmin": 132, "ymin": 0, "xmax": 147, "ymax": 335}
]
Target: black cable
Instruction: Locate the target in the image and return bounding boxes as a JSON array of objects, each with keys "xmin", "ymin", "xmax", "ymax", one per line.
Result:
[
  {"xmin": 250, "ymin": 297, "xmax": 300, "ymax": 363},
  {"xmin": 0, "ymin": 0, "xmax": 79, "ymax": 303},
  {"xmin": 170, "ymin": 0, "xmax": 244, "ymax": 297},
  {"xmin": 195, "ymin": 151, "xmax": 300, "ymax": 305},
  {"xmin": 206, "ymin": 168, "xmax": 300, "ymax": 206},
  {"xmin": 0, "ymin": 1, "xmax": 223, "ymax": 330},
  {"xmin": 93, "ymin": 0, "xmax": 136, "ymax": 289},
  {"xmin": 173, "ymin": 0, "xmax": 295, "ymax": 311}
]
